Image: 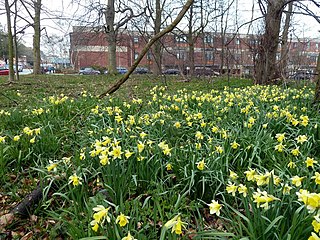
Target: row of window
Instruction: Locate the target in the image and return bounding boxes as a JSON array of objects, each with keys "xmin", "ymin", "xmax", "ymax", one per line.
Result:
[{"xmin": 132, "ymin": 35, "xmax": 241, "ymax": 45}]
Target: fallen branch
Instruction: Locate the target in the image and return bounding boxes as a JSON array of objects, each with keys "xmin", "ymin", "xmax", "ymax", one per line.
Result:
[{"xmin": 0, "ymin": 185, "xmax": 43, "ymax": 231}]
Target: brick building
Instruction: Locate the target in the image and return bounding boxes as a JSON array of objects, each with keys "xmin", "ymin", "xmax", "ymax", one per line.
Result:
[{"xmin": 69, "ymin": 26, "xmax": 319, "ymax": 76}]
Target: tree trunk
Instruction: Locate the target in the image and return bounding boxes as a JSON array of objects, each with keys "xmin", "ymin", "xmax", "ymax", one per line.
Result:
[
  {"xmin": 187, "ymin": 3, "xmax": 195, "ymax": 76},
  {"xmin": 13, "ymin": 0, "xmax": 20, "ymax": 81},
  {"xmin": 220, "ymin": 15, "xmax": 225, "ymax": 74},
  {"xmin": 99, "ymin": 0, "xmax": 194, "ymax": 97},
  {"xmin": 33, "ymin": 0, "xmax": 41, "ymax": 75},
  {"xmin": 105, "ymin": 0, "xmax": 117, "ymax": 75},
  {"xmin": 280, "ymin": 1, "xmax": 293, "ymax": 79},
  {"xmin": 152, "ymin": 0, "xmax": 162, "ymax": 76},
  {"xmin": 255, "ymin": 0, "xmax": 285, "ymax": 84},
  {"xmin": 314, "ymin": 53, "xmax": 320, "ymax": 104},
  {"xmin": 5, "ymin": 0, "xmax": 14, "ymax": 82}
]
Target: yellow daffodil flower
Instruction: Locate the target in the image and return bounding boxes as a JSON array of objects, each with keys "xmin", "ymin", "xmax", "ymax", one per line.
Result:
[
  {"xmin": 116, "ymin": 213, "xmax": 130, "ymax": 227},
  {"xmin": 207, "ymin": 199, "xmax": 222, "ymax": 216},
  {"xmin": 197, "ymin": 160, "xmax": 206, "ymax": 171}
]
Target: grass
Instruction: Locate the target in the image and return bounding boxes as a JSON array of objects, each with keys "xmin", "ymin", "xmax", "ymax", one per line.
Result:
[{"xmin": 0, "ymin": 74, "xmax": 319, "ymax": 240}]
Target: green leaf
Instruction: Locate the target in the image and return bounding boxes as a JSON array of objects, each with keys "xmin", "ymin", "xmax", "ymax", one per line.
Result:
[{"xmin": 264, "ymin": 215, "xmax": 284, "ymax": 234}]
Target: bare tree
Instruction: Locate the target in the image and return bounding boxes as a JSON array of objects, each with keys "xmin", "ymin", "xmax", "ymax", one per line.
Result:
[
  {"xmin": 99, "ymin": 0, "xmax": 194, "ymax": 97},
  {"xmin": 255, "ymin": 0, "xmax": 320, "ymax": 84},
  {"xmin": 279, "ymin": 1, "xmax": 293, "ymax": 79},
  {"xmin": 4, "ymin": 0, "xmax": 14, "ymax": 82}
]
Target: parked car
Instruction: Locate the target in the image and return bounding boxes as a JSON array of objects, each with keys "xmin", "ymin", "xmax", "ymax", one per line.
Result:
[
  {"xmin": 162, "ymin": 68, "xmax": 180, "ymax": 75},
  {"xmin": 104, "ymin": 67, "xmax": 128, "ymax": 75},
  {"xmin": 290, "ymin": 71, "xmax": 312, "ymax": 80},
  {"xmin": 117, "ymin": 67, "xmax": 128, "ymax": 74},
  {"xmin": 193, "ymin": 67, "xmax": 220, "ymax": 76},
  {"xmin": 4, "ymin": 64, "xmax": 23, "ymax": 73},
  {"xmin": 0, "ymin": 65, "xmax": 9, "ymax": 75},
  {"xmin": 134, "ymin": 67, "xmax": 150, "ymax": 74},
  {"xmin": 79, "ymin": 67, "xmax": 100, "ymax": 75}
]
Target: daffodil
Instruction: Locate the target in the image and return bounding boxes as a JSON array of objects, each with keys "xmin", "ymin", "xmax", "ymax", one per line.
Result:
[
  {"xmin": 238, "ymin": 184, "xmax": 248, "ymax": 197},
  {"xmin": 226, "ymin": 183, "xmax": 238, "ymax": 196},
  {"xmin": 30, "ymin": 137, "xmax": 36, "ymax": 144},
  {"xmin": 0, "ymin": 136, "xmax": 6, "ymax": 143},
  {"xmin": 122, "ymin": 232, "xmax": 137, "ymax": 240},
  {"xmin": 306, "ymin": 157, "xmax": 317, "ymax": 168},
  {"xmin": 207, "ymin": 199, "xmax": 222, "ymax": 216},
  {"xmin": 164, "ymin": 214, "xmax": 186, "ymax": 235},
  {"xmin": 137, "ymin": 141, "xmax": 145, "ymax": 153},
  {"xmin": 275, "ymin": 133, "xmax": 285, "ymax": 142},
  {"xmin": 244, "ymin": 168, "xmax": 256, "ymax": 181},
  {"xmin": 110, "ymin": 145, "xmax": 123, "ymax": 159},
  {"xmin": 92, "ymin": 205, "xmax": 111, "ymax": 223},
  {"xmin": 47, "ymin": 161, "xmax": 58, "ymax": 172},
  {"xmin": 195, "ymin": 131, "xmax": 204, "ymax": 140},
  {"xmin": 275, "ymin": 143, "xmax": 285, "ymax": 152},
  {"xmin": 140, "ymin": 132, "xmax": 147, "ymax": 139},
  {"xmin": 308, "ymin": 232, "xmax": 320, "ymax": 240},
  {"xmin": 287, "ymin": 161, "xmax": 296, "ymax": 169},
  {"xmin": 125, "ymin": 150, "xmax": 134, "ymax": 159},
  {"xmin": 312, "ymin": 172, "xmax": 320, "ymax": 185},
  {"xmin": 116, "ymin": 213, "xmax": 130, "ymax": 227},
  {"xmin": 197, "ymin": 159, "xmax": 206, "ymax": 171},
  {"xmin": 282, "ymin": 184, "xmax": 292, "ymax": 194},
  {"xmin": 313, "ymin": 218, "xmax": 320, "ymax": 233},
  {"xmin": 13, "ymin": 135, "xmax": 20, "ymax": 141},
  {"xmin": 295, "ymin": 135, "xmax": 308, "ymax": 144},
  {"xmin": 171, "ymin": 216, "xmax": 186, "ymax": 235},
  {"xmin": 230, "ymin": 141, "xmax": 240, "ymax": 149},
  {"xmin": 166, "ymin": 163, "xmax": 173, "ymax": 171},
  {"xmin": 291, "ymin": 147, "xmax": 300, "ymax": 156},
  {"xmin": 215, "ymin": 145, "xmax": 223, "ymax": 154},
  {"xmin": 229, "ymin": 170, "xmax": 238, "ymax": 180},
  {"xmin": 291, "ymin": 175, "xmax": 305, "ymax": 187},
  {"xmin": 68, "ymin": 173, "xmax": 82, "ymax": 186}
]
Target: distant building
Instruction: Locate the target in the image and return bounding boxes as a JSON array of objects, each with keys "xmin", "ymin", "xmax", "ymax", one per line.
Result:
[{"xmin": 69, "ymin": 26, "xmax": 320, "ymax": 76}]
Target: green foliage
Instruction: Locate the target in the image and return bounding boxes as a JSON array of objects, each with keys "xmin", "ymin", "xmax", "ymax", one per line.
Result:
[{"xmin": 0, "ymin": 75, "xmax": 319, "ymax": 239}]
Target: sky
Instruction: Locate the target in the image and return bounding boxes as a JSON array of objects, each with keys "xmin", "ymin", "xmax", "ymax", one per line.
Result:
[{"xmin": 0, "ymin": 0, "xmax": 320, "ymax": 53}]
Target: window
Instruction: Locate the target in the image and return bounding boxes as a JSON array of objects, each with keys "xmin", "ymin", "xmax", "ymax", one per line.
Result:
[
  {"xmin": 316, "ymin": 43, "xmax": 319, "ymax": 49},
  {"xmin": 176, "ymin": 52, "xmax": 185, "ymax": 59},
  {"xmin": 175, "ymin": 35, "xmax": 187, "ymax": 43},
  {"xmin": 307, "ymin": 42, "xmax": 311, "ymax": 49},
  {"xmin": 133, "ymin": 36, "xmax": 139, "ymax": 44},
  {"xmin": 236, "ymin": 38, "xmax": 240, "ymax": 45},
  {"xmin": 204, "ymin": 35, "xmax": 213, "ymax": 44},
  {"xmin": 146, "ymin": 52, "xmax": 152, "ymax": 60},
  {"xmin": 134, "ymin": 52, "xmax": 139, "ymax": 60},
  {"xmin": 205, "ymin": 52, "xmax": 214, "ymax": 61}
]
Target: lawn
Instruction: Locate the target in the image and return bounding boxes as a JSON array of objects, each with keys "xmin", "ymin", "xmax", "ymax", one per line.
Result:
[{"xmin": 0, "ymin": 74, "xmax": 319, "ymax": 240}]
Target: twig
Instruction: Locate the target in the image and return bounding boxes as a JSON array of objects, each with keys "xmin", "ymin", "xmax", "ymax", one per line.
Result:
[{"xmin": 0, "ymin": 92, "xmax": 19, "ymax": 106}]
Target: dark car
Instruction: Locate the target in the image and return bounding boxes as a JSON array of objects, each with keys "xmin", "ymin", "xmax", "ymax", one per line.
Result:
[
  {"xmin": 162, "ymin": 69, "xmax": 180, "ymax": 75},
  {"xmin": 79, "ymin": 67, "xmax": 100, "ymax": 75},
  {"xmin": 0, "ymin": 65, "xmax": 9, "ymax": 75},
  {"xmin": 290, "ymin": 71, "xmax": 311, "ymax": 80},
  {"xmin": 134, "ymin": 67, "xmax": 150, "ymax": 74},
  {"xmin": 104, "ymin": 67, "xmax": 128, "ymax": 75},
  {"xmin": 117, "ymin": 67, "xmax": 128, "ymax": 74},
  {"xmin": 193, "ymin": 67, "xmax": 220, "ymax": 76}
]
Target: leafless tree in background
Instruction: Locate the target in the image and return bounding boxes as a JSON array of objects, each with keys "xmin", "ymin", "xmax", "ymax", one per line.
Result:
[{"xmin": 4, "ymin": 0, "xmax": 15, "ymax": 82}]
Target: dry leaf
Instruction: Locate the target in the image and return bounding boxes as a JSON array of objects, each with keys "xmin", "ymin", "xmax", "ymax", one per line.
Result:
[
  {"xmin": 0, "ymin": 213, "xmax": 14, "ymax": 230},
  {"xmin": 21, "ymin": 231, "xmax": 33, "ymax": 240},
  {"xmin": 30, "ymin": 215, "xmax": 38, "ymax": 222}
]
